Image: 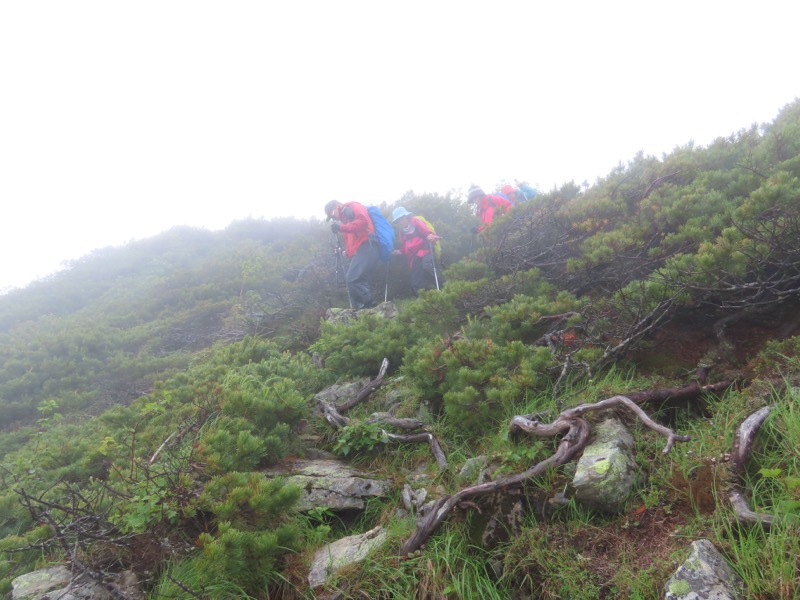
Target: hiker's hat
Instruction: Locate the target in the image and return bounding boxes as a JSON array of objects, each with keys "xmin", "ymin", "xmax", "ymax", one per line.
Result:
[
  {"xmin": 324, "ymin": 200, "xmax": 340, "ymax": 221},
  {"xmin": 467, "ymin": 186, "xmax": 485, "ymax": 203},
  {"xmin": 391, "ymin": 206, "xmax": 412, "ymax": 222}
]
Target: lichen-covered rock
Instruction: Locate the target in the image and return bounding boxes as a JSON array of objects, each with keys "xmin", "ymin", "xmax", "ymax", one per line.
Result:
[
  {"xmin": 11, "ymin": 566, "xmax": 143, "ymax": 600},
  {"xmin": 263, "ymin": 458, "xmax": 390, "ymax": 511},
  {"xmin": 664, "ymin": 539, "xmax": 744, "ymax": 599},
  {"xmin": 572, "ymin": 417, "xmax": 637, "ymax": 514},
  {"xmin": 324, "ymin": 301, "xmax": 398, "ymax": 326},
  {"xmin": 12, "ymin": 566, "xmax": 71, "ymax": 600},
  {"xmin": 308, "ymin": 526, "xmax": 388, "ymax": 588}
]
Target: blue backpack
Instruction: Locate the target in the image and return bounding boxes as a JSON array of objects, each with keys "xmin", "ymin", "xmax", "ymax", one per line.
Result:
[
  {"xmin": 367, "ymin": 206, "xmax": 395, "ymax": 263},
  {"xmin": 517, "ymin": 182, "xmax": 538, "ymax": 202}
]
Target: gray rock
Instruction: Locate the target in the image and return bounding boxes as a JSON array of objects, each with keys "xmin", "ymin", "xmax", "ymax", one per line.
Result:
[
  {"xmin": 11, "ymin": 566, "xmax": 143, "ymax": 600},
  {"xmin": 400, "ymin": 484, "xmax": 428, "ymax": 512},
  {"xmin": 314, "ymin": 379, "xmax": 371, "ymax": 406},
  {"xmin": 572, "ymin": 417, "xmax": 637, "ymax": 513},
  {"xmin": 324, "ymin": 301, "xmax": 398, "ymax": 326},
  {"xmin": 458, "ymin": 455, "xmax": 489, "ymax": 484},
  {"xmin": 12, "ymin": 566, "xmax": 71, "ymax": 600},
  {"xmin": 263, "ymin": 458, "xmax": 390, "ymax": 511},
  {"xmin": 308, "ymin": 526, "xmax": 388, "ymax": 588},
  {"xmin": 664, "ymin": 539, "xmax": 744, "ymax": 599}
]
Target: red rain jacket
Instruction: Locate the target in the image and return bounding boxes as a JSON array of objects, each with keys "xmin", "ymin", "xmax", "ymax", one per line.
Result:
[
  {"xmin": 338, "ymin": 202, "xmax": 375, "ymax": 257},
  {"xmin": 476, "ymin": 194, "xmax": 512, "ymax": 230}
]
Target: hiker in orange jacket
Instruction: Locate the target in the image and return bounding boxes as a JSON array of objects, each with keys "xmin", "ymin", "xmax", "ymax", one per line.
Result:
[
  {"xmin": 325, "ymin": 200, "xmax": 380, "ymax": 309},
  {"xmin": 467, "ymin": 185, "xmax": 512, "ymax": 232}
]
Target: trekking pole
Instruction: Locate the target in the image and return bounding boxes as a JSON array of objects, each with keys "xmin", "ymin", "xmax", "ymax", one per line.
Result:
[
  {"xmin": 384, "ymin": 261, "xmax": 389, "ymax": 303},
  {"xmin": 429, "ymin": 240, "xmax": 440, "ymax": 291},
  {"xmin": 332, "ymin": 233, "xmax": 353, "ymax": 308}
]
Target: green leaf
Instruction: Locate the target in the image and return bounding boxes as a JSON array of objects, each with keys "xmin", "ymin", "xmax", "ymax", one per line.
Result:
[{"xmin": 759, "ymin": 468, "xmax": 783, "ymax": 478}]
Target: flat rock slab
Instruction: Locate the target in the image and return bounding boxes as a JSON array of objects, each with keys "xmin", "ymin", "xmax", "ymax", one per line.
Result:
[
  {"xmin": 308, "ymin": 526, "xmax": 388, "ymax": 588},
  {"xmin": 263, "ymin": 458, "xmax": 390, "ymax": 511},
  {"xmin": 12, "ymin": 565, "xmax": 72, "ymax": 600},
  {"xmin": 11, "ymin": 565, "xmax": 143, "ymax": 600}
]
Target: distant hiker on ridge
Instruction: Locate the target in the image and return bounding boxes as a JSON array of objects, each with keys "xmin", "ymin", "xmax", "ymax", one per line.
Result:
[
  {"xmin": 515, "ymin": 180, "xmax": 538, "ymax": 202},
  {"xmin": 497, "ymin": 184, "xmax": 519, "ymax": 205},
  {"xmin": 390, "ymin": 206, "xmax": 443, "ymax": 295},
  {"xmin": 467, "ymin": 185, "xmax": 512, "ymax": 232},
  {"xmin": 325, "ymin": 200, "xmax": 380, "ymax": 309}
]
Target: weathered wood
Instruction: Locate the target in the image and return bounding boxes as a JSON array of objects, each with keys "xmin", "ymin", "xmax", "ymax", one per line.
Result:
[
  {"xmin": 320, "ymin": 401, "xmax": 350, "ymax": 429},
  {"xmin": 730, "ymin": 405, "xmax": 772, "ymax": 478},
  {"xmin": 729, "ymin": 405, "xmax": 775, "ymax": 529},
  {"xmin": 318, "ymin": 359, "xmax": 448, "ymax": 470},
  {"xmin": 730, "ymin": 490, "xmax": 774, "ymax": 530},
  {"xmin": 386, "ymin": 432, "xmax": 448, "ymax": 470},
  {"xmin": 401, "ymin": 393, "xmax": 691, "ymax": 556},
  {"xmin": 401, "ymin": 418, "xmax": 590, "ymax": 555},
  {"xmin": 366, "ymin": 416, "xmax": 425, "ymax": 430},
  {"xmin": 626, "ymin": 378, "xmax": 733, "ymax": 406},
  {"xmin": 336, "ymin": 358, "xmax": 389, "ymax": 412}
]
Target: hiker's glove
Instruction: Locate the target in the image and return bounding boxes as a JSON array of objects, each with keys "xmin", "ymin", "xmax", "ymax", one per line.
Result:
[
  {"xmin": 470, "ymin": 226, "xmax": 480, "ymax": 234},
  {"xmin": 330, "ymin": 223, "xmax": 340, "ymax": 234}
]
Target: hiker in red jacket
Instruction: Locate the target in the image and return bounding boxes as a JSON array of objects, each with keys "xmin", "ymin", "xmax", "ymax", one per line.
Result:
[
  {"xmin": 467, "ymin": 185, "xmax": 512, "ymax": 232},
  {"xmin": 498, "ymin": 184, "xmax": 519, "ymax": 204},
  {"xmin": 325, "ymin": 200, "xmax": 380, "ymax": 309},
  {"xmin": 390, "ymin": 206, "xmax": 442, "ymax": 295}
]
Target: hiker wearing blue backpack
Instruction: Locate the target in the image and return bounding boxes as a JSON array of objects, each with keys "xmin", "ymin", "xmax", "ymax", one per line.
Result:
[
  {"xmin": 325, "ymin": 200, "xmax": 381, "ymax": 309},
  {"xmin": 390, "ymin": 206, "xmax": 443, "ymax": 295},
  {"xmin": 515, "ymin": 180, "xmax": 538, "ymax": 202}
]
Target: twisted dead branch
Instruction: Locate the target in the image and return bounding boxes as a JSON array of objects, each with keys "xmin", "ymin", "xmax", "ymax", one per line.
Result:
[
  {"xmin": 318, "ymin": 359, "xmax": 448, "ymax": 469},
  {"xmin": 15, "ymin": 487, "xmax": 130, "ymax": 599},
  {"xmin": 729, "ymin": 405, "xmax": 775, "ymax": 529},
  {"xmin": 401, "ymin": 392, "xmax": 700, "ymax": 556}
]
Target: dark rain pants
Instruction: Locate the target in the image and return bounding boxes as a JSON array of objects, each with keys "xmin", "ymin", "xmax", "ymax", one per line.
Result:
[
  {"xmin": 346, "ymin": 241, "xmax": 380, "ymax": 308},
  {"xmin": 410, "ymin": 253, "xmax": 442, "ymax": 296}
]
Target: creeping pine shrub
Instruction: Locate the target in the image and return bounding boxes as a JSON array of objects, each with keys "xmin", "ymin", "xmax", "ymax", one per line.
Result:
[
  {"xmin": 467, "ymin": 290, "xmax": 583, "ymax": 345},
  {"xmin": 238, "ymin": 347, "xmax": 333, "ymax": 396},
  {"xmin": 311, "ymin": 314, "xmax": 415, "ymax": 377},
  {"xmin": 200, "ymin": 416, "xmax": 285, "ymax": 473},
  {"xmin": 443, "ymin": 259, "xmax": 492, "ymax": 282},
  {"xmin": 406, "ymin": 336, "xmax": 554, "ymax": 434},
  {"xmin": 398, "ymin": 268, "xmax": 558, "ymax": 344},
  {"xmin": 219, "ymin": 374, "xmax": 305, "ymax": 432},
  {"xmin": 198, "ymin": 373, "xmax": 306, "ymax": 473},
  {"xmin": 195, "ymin": 523, "xmax": 301, "ymax": 596},
  {"xmin": 175, "ymin": 472, "xmax": 304, "ymax": 596},
  {"xmin": 199, "ymin": 471, "xmax": 301, "ymax": 530}
]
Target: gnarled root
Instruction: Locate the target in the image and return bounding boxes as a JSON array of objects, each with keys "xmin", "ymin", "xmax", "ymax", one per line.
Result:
[
  {"xmin": 729, "ymin": 405, "xmax": 775, "ymax": 529},
  {"xmin": 401, "ymin": 394, "xmax": 690, "ymax": 556}
]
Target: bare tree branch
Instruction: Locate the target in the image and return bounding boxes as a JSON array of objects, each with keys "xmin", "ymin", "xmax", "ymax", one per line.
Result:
[{"xmin": 317, "ymin": 359, "xmax": 448, "ymax": 469}]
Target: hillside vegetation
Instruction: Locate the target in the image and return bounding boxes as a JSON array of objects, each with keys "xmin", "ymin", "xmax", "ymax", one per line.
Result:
[{"xmin": 1, "ymin": 99, "xmax": 799, "ymax": 599}]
